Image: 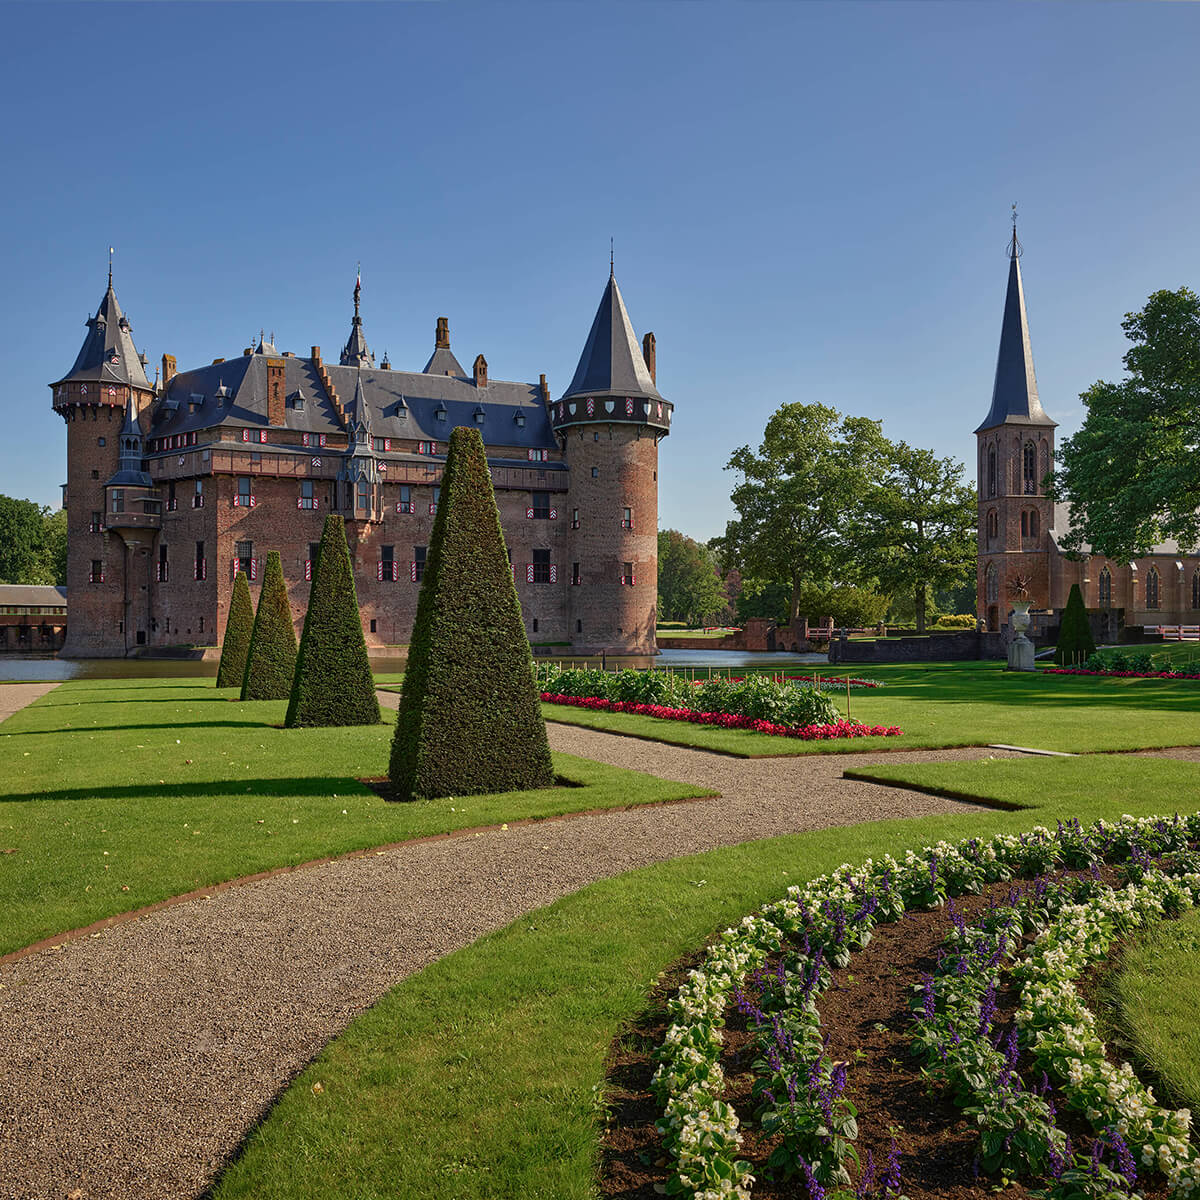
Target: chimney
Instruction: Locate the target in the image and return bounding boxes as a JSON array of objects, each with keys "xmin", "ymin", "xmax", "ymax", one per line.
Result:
[
  {"xmin": 642, "ymin": 332, "xmax": 656, "ymax": 385},
  {"xmin": 473, "ymin": 354, "xmax": 488, "ymax": 388},
  {"xmin": 436, "ymin": 317, "xmax": 450, "ymax": 349},
  {"xmin": 311, "ymin": 345, "xmax": 321, "ymax": 364},
  {"xmin": 539, "ymin": 374, "xmax": 550, "ymax": 404},
  {"xmin": 266, "ymin": 359, "xmax": 286, "ymax": 427},
  {"xmin": 161, "ymin": 354, "xmax": 177, "ymax": 386}
]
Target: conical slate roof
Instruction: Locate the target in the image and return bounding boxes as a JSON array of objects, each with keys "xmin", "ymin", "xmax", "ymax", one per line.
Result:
[
  {"xmin": 106, "ymin": 396, "xmax": 152, "ymax": 487},
  {"xmin": 562, "ymin": 271, "xmax": 662, "ymax": 402},
  {"xmin": 340, "ymin": 275, "xmax": 375, "ymax": 368},
  {"xmin": 55, "ymin": 279, "xmax": 151, "ymax": 391},
  {"xmin": 975, "ymin": 236, "xmax": 1055, "ymax": 433}
]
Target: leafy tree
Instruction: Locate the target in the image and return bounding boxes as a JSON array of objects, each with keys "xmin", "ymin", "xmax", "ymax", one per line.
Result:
[
  {"xmin": 41, "ymin": 509, "xmax": 67, "ymax": 586},
  {"xmin": 389, "ymin": 426, "xmax": 553, "ymax": 800},
  {"xmin": 1055, "ymin": 583, "xmax": 1096, "ymax": 666},
  {"xmin": 735, "ymin": 577, "xmax": 791, "ymax": 625},
  {"xmin": 0, "ymin": 496, "xmax": 64, "ymax": 585},
  {"xmin": 720, "ymin": 403, "xmax": 889, "ymax": 624},
  {"xmin": 285, "ymin": 514, "xmax": 380, "ymax": 727},
  {"xmin": 1055, "ymin": 288, "xmax": 1200, "ymax": 559},
  {"xmin": 657, "ymin": 530, "xmax": 728, "ymax": 626},
  {"xmin": 861, "ymin": 442, "xmax": 977, "ymax": 633},
  {"xmin": 216, "ymin": 571, "xmax": 254, "ymax": 688},
  {"xmin": 241, "ymin": 552, "xmax": 298, "ymax": 701}
]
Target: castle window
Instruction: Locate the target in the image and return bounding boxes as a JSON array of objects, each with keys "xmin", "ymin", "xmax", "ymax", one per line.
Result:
[
  {"xmin": 92, "ymin": 470, "xmax": 99, "ymax": 480},
  {"xmin": 194, "ymin": 541, "xmax": 206, "ymax": 582},
  {"xmin": 98, "ymin": 437, "xmax": 106, "ymax": 447},
  {"xmin": 412, "ymin": 545, "xmax": 427, "ymax": 583},
  {"xmin": 90, "ymin": 560, "xmax": 103, "ymax": 584},
  {"xmin": 621, "ymin": 561, "xmax": 635, "ymax": 586},
  {"xmin": 417, "ymin": 440, "xmax": 437, "ymax": 455},
  {"xmin": 193, "ymin": 480, "xmax": 204, "ymax": 508},
  {"xmin": 157, "ymin": 544, "xmax": 168, "ymax": 583},
  {"xmin": 985, "ymin": 562, "xmax": 998, "ymax": 604},
  {"xmin": 1023, "ymin": 441, "xmax": 1037, "ymax": 494},
  {"xmin": 396, "ymin": 485, "xmax": 413, "ymax": 515},
  {"xmin": 591, "ymin": 467, "xmax": 599, "ymax": 478},
  {"xmin": 1098, "ymin": 566, "xmax": 1112, "ymax": 608},
  {"xmin": 622, "ymin": 507, "xmax": 633, "ymax": 530},
  {"xmin": 532, "ymin": 548, "xmax": 552, "ymax": 584},
  {"xmin": 236, "ymin": 541, "xmax": 253, "ymax": 576},
  {"xmin": 167, "ymin": 481, "xmax": 177, "ymax": 512},
  {"xmin": 532, "ymin": 619, "xmax": 539, "ymax": 634},
  {"xmin": 527, "ymin": 449, "xmax": 549, "ymax": 462},
  {"xmin": 575, "ymin": 619, "xmax": 582, "ymax": 633},
  {"xmin": 357, "ymin": 480, "xmax": 369, "ymax": 510},
  {"xmin": 571, "ymin": 508, "xmax": 580, "ymax": 530},
  {"xmin": 370, "ymin": 619, "xmax": 377, "ymax": 634},
  {"xmin": 571, "ymin": 562, "xmax": 581, "ymax": 586},
  {"xmin": 90, "ymin": 511, "xmax": 102, "ymax": 534},
  {"xmin": 372, "ymin": 437, "xmax": 392, "ymax": 452},
  {"xmin": 429, "ymin": 486, "xmax": 440, "ymax": 515},
  {"xmin": 1146, "ymin": 566, "xmax": 1160, "ymax": 610},
  {"xmin": 530, "ymin": 491, "xmax": 551, "ymax": 519},
  {"xmin": 236, "ymin": 478, "xmax": 254, "ymax": 507},
  {"xmin": 1192, "ymin": 569, "xmax": 1200, "ymax": 610},
  {"xmin": 379, "ymin": 544, "xmax": 396, "ymax": 583},
  {"xmin": 111, "ymin": 488, "xmax": 124, "ymax": 513},
  {"xmin": 298, "ymin": 480, "xmax": 316, "ymax": 510},
  {"xmin": 987, "ymin": 449, "xmax": 996, "ymax": 498},
  {"xmin": 251, "ymin": 451, "xmax": 262, "ymax": 464}
]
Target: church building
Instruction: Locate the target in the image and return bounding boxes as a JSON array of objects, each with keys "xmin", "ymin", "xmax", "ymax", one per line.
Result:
[
  {"xmin": 52, "ymin": 267, "xmax": 671, "ymax": 657},
  {"xmin": 975, "ymin": 228, "xmax": 1200, "ymax": 636}
]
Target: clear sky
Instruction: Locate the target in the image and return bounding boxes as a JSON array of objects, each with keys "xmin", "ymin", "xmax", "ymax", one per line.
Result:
[{"xmin": 4, "ymin": 1, "xmax": 1199, "ymax": 542}]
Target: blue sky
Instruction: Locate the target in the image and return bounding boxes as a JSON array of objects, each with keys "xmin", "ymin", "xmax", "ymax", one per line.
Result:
[{"xmin": 4, "ymin": 2, "xmax": 1199, "ymax": 542}]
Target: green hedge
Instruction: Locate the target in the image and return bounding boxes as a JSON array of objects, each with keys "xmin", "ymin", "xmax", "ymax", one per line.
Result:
[
  {"xmin": 1055, "ymin": 583, "xmax": 1096, "ymax": 666},
  {"xmin": 241, "ymin": 551, "xmax": 299, "ymax": 701},
  {"xmin": 216, "ymin": 571, "xmax": 254, "ymax": 688},
  {"xmin": 389, "ymin": 426, "xmax": 554, "ymax": 800},
  {"xmin": 285, "ymin": 514, "xmax": 380, "ymax": 727}
]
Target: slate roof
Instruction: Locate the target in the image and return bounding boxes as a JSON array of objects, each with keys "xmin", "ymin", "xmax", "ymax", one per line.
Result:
[
  {"xmin": 422, "ymin": 346, "xmax": 467, "ymax": 377},
  {"xmin": 54, "ymin": 280, "xmax": 151, "ymax": 391},
  {"xmin": 1049, "ymin": 503, "xmax": 1191, "ymax": 558},
  {"xmin": 562, "ymin": 271, "xmax": 663, "ymax": 403},
  {"xmin": 0, "ymin": 584, "xmax": 67, "ymax": 608},
  {"xmin": 975, "ymin": 238, "xmax": 1055, "ymax": 433}
]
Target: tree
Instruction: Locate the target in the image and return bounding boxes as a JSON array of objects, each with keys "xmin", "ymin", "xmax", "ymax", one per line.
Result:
[
  {"xmin": 720, "ymin": 403, "xmax": 889, "ymax": 624},
  {"xmin": 216, "ymin": 571, "xmax": 254, "ymax": 688},
  {"xmin": 240, "ymin": 552, "xmax": 298, "ymax": 701},
  {"xmin": 861, "ymin": 442, "xmax": 977, "ymax": 633},
  {"xmin": 1054, "ymin": 288, "xmax": 1200, "ymax": 560},
  {"xmin": 285, "ymin": 514, "xmax": 380, "ymax": 728},
  {"xmin": 0, "ymin": 496, "xmax": 64, "ymax": 585},
  {"xmin": 657, "ymin": 530, "xmax": 728, "ymax": 626},
  {"xmin": 1054, "ymin": 583, "xmax": 1096, "ymax": 666},
  {"xmin": 389, "ymin": 426, "xmax": 553, "ymax": 800}
]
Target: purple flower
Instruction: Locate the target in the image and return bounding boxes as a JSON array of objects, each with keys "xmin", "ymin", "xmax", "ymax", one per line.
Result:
[
  {"xmin": 800, "ymin": 1156, "xmax": 826, "ymax": 1200},
  {"xmin": 883, "ymin": 1138, "xmax": 902, "ymax": 1194}
]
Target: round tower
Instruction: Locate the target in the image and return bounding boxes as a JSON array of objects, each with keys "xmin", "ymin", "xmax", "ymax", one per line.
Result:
[
  {"xmin": 974, "ymin": 224, "xmax": 1057, "ymax": 632},
  {"xmin": 554, "ymin": 269, "xmax": 672, "ymax": 654},
  {"xmin": 51, "ymin": 269, "xmax": 157, "ymax": 656}
]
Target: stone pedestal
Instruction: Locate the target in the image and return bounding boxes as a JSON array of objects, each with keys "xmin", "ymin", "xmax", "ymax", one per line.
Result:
[{"xmin": 1006, "ymin": 601, "xmax": 1036, "ymax": 672}]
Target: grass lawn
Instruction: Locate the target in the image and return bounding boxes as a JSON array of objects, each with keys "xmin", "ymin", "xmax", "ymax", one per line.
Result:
[
  {"xmin": 1104, "ymin": 906, "xmax": 1200, "ymax": 1112},
  {"xmin": 538, "ymin": 660, "xmax": 1200, "ymax": 756},
  {"xmin": 210, "ymin": 765, "xmax": 1200, "ymax": 1199},
  {"xmin": 0, "ymin": 679, "xmax": 712, "ymax": 957}
]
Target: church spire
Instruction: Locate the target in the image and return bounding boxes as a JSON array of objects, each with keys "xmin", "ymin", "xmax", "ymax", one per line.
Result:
[
  {"xmin": 340, "ymin": 266, "xmax": 375, "ymax": 368},
  {"xmin": 974, "ymin": 217, "xmax": 1055, "ymax": 433}
]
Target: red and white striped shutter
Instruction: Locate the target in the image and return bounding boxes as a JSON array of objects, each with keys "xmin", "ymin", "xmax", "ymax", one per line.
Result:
[
  {"xmin": 429, "ymin": 502, "xmax": 436, "ymax": 515},
  {"xmin": 304, "ymin": 560, "xmax": 312, "ymax": 582},
  {"xmin": 259, "ymin": 431, "xmax": 267, "ymax": 443},
  {"xmin": 296, "ymin": 497, "xmax": 303, "ymax": 508},
  {"xmin": 313, "ymin": 498, "xmax": 319, "ymax": 510},
  {"xmin": 393, "ymin": 562, "xmax": 400, "ymax": 582},
  {"xmin": 526, "ymin": 563, "xmax": 534, "ymax": 584},
  {"xmin": 242, "ymin": 429, "xmax": 250, "ymax": 442},
  {"xmin": 630, "ymin": 572, "xmax": 636, "ymax": 586},
  {"xmin": 377, "ymin": 561, "xmax": 385, "ymax": 581},
  {"xmin": 430, "ymin": 442, "xmax": 437, "ymax": 454},
  {"xmin": 549, "ymin": 507, "xmax": 557, "ymax": 520},
  {"xmin": 201, "ymin": 559, "xmax": 207, "ymax": 581},
  {"xmin": 231, "ymin": 557, "xmax": 239, "ymax": 579},
  {"xmin": 384, "ymin": 438, "xmax": 391, "ymax": 451},
  {"xmin": 526, "ymin": 506, "xmax": 534, "ymax": 519},
  {"xmin": 410, "ymin": 562, "xmax": 418, "ymax": 582},
  {"xmin": 549, "ymin": 563, "xmax": 557, "ymax": 584},
  {"xmin": 250, "ymin": 558, "xmax": 259, "ymax": 581}
]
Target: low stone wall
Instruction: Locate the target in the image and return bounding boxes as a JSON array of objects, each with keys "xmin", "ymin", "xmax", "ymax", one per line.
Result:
[{"xmin": 828, "ymin": 629, "xmax": 1006, "ymax": 663}]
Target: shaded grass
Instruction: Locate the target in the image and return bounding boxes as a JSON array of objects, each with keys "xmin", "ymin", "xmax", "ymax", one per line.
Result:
[
  {"xmin": 210, "ymin": 769, "xmax": 1200, "ymax": 1200},
  {"xmin": 1105, "ymin": 907, "xmax": 1200, "ymax": 1111},
  {"xmin": 0, "ymin": 680, "xmax": 711, "ymax": 956}
]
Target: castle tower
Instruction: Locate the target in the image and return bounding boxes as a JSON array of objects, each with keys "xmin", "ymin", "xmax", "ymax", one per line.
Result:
[
  {"xmin": 51, "ymin": 271, "xmax": 157, "ymax": 656},
  {"xmin": 553, "ymin": 268, "xmax": 672, "ymax": 654},
  {"xmin": 975, "ymin": 225, "xmax": 1057, "ymax": 631}
]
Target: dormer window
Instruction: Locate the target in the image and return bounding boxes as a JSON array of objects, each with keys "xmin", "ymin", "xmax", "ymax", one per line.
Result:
[
  {"xmin": 395, "ymin": 398, "xmax": 407, "ymax": 420},
  {"xmin": 515, "ymin": 411, "xmax": 526, "ymax": 428},
  {"xmin": 474, "ymin": 406, "xmax": 485, "ymax": 424},
  {"xmin": 289, "ymin": 390, "xmax": 305, "ymax": 411},
  {"xmin": 435, "ymin": 404, "xmax": 447, "ymax": 422}
]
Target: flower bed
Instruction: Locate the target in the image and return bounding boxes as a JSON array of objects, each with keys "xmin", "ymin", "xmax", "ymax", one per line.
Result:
[
  {"xmin": 644, "ymin": 814, "xmax": 1200, "ymax": 1199},
  {"xmin": 539, "ymin": 693, "xmax": 902, "ymax": 741},
  {"xmin": 1045, "ymin": 666, "xmax": 1200, "ymax": 681}
]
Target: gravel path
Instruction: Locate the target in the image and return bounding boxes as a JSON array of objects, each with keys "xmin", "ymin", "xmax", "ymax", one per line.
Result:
[
  {"xmin": 0, "ymin": 681, "xmax": 57, "ymax": 724},
  {"xmin": 1, "ymin": 702, "xmax": 1020, "ymax": 1200}
]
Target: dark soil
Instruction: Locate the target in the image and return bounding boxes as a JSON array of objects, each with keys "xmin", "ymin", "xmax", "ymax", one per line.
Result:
[{"xmin": 600, "ymin": 869, "xmax": 1182, "ymax": 1199}]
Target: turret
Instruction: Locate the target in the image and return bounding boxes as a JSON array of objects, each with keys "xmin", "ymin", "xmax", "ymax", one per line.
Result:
[
  {"xmin": 339, "ymin": 270, "xmax": 375, "ymax": 369},
  {"xmin": 975, "ymin": 219, "xmax": 1058, "ymax": 631},
  {"xmin": 337, "ymin": 370, "xmax": 382, "ymax": 522},
  {"xmin": 557, "ymin": 268, "xmax": 670, "ymax": 654},
  {"xmin": 52, "ymin": 268, "xmax": 158, "ymax": 656}
]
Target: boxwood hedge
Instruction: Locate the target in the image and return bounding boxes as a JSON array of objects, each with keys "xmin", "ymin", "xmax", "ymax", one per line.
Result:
[
  {"xmin": 241, "ymin": 550, "xmax": 298, "ymax": 701},
  {"xmin": 216, "ymin": 570, "xmax": 254, "ymax": 689}
]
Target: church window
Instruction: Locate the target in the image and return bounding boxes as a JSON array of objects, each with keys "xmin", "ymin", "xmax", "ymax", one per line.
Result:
[
  {"xmin": 1098, "ymin": 566, "xmax": 1112, "ymax": 608},
  {"xmin": 1023, "ymin": 442, "xmax": 1037, "ymax": 494},
  {"xmin": 1146, "ymin": 567, "xmax": 1160, "ymax": 610},
  {"xmin": 1021, "ymin": 512, "xmax": 1028, "ymax": 538},
  {"xmin": 985, "ymin": 563, "xmax": 998, "ymax": 604},
  {"xmin": 986, "ymin": 509, "xmax": 998, "ymax": 543},
  {"xmin": 1029, "ymin": 510, "xmax": 1039, "ymax": 538},
  {"xmin": 1192, "ymin": 570, "xmax": 1200, "ymax": 610},
  {"xmin": 987, "ymin": 449, "xmax": 996, "ymax": 498}
]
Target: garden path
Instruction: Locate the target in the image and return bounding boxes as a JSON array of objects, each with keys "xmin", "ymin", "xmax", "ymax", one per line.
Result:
[
  {"xmin": 1, "ymin": 706, "xmax": 1020, "ymax": 1200},
  {"xmin": 0, "ymin": 681, "xmax": 57, "ymax": 723}
]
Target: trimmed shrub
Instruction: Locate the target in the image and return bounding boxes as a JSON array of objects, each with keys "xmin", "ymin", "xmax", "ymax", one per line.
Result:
[
  {"xmin": 389, "ymin": 426, "xmax": 554, "ymax": 800},
  {"xmin": 241, "ymin": 551, "xmax": 298, "ymax": 701},
  {"xmin": 216, "ymin": 571, "xmax": 254, "ymax": 688},
  {"xmin": 1054, "ymin": 583, "xmax": 1096, "ymax": 666},
  {"xmin": 285, "ymin": 515, "xmax": 380, "ymax": 727}
]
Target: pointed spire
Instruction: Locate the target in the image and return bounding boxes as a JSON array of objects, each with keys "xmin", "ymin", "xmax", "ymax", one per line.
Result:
[
  {"xmin": 106, "ymin": 395, "xmax": 152, "ymax": 487},
  {"xmin": 53, "ymin": 273, "xmax": 152, "ymax": 392},
  {"xmin": 975, "ymin": 220, "xmax": 1055, "ymax": 433},
  {"xmin": 340, "ymin": 267, "xmax": 375, "ymax": 368},
  {"xmin": 561, "ymin": 270, "xmax": 662, "ymax": 402}
]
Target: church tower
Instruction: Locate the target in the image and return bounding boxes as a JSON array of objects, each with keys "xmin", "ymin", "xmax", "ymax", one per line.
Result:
[
  {"xmin": 52, "ymin": 269, "xmax": 157, "ymax": 656},
  {"xmin": 553, "ymin": 267, "xmax": 672, "ymax": 654},
  {"xmin": 975, "ymin": 224, "xmax": 1057, "ymax": 631}
]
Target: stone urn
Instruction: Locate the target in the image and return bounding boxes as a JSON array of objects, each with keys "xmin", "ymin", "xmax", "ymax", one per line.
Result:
[{"xmin": 1007, "ymin": 600, "xmax": 1035, "ymax": 671}]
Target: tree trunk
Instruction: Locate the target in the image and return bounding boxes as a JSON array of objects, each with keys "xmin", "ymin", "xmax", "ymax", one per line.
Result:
[
  {"xmin": 915, "ymin": 584, "xmax": 927, "ymax": 634},
  {"xmin": 790, "ymin": 575, "xmax": 802, "ymax": 626}
]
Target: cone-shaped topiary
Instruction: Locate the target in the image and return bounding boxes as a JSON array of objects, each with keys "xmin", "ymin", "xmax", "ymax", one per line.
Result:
[
  {"xmin": 241, "ymin": 551, "xmax": 298, "ymax": 700},
  {"xmin": 389, "ymin": 425, "xmax": 554, "ymax": 800},
  {"xmin": 1055, "ymin": 582, "xmax": 1097, "ymax": 666},
  {"xmin": 285, "ymin": 514, "xmax": 381, "ymax": 727},
  {"xmin": 216, "ymin": 570, "xmax": 254, "ymax": 688}
]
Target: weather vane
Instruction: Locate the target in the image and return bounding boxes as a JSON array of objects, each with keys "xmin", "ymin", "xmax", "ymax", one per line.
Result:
[
  {"xmin": 1008, "ymin": 202, "xmax": 1022, "ymax": 259},
  {"xmin": 108, "ymin": 246, "xmax": 114, "ymax": 286}
]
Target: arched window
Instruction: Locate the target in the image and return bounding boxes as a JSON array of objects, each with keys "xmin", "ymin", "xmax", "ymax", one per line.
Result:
[
  {"xmin": 1029, "ymin": 509, "xmax": 1039, "ymax": 539},
  {"xmin": 1040, "ymin": 441, "xmax": 1050, "ymax": 482},
  {"xmin": 1146, "ymin": 567, "xmax": 1160, "ymax": 610},
  {"xmin": 1098, "ymin": 566, "xmax": 1112, "ymax": 608},
  {"xmin": 1021, "ymin": 512, "xmax": 1028, "ymax": 537},
  {"xmin": 986, "ymin": 509, "xmax": 998, "ymax": 542},
  {"xmin": 1193, "ymin": 569, "xmax": 1200, "ymax": 610},
  {"xmin": 985, "ymin": 563, "xmax": 999, "ymax": 604},
  {"xmin": 987, "ymin": 449, "xmax": 996, "ymax": 498},
  {"xmin": 1023, "ymin": 441, "xmax": 1037, "ymax": 494}
]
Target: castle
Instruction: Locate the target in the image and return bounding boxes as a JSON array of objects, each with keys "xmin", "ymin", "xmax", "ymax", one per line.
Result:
[
  {"xmin": 975, "ymin": 228, "xmax": 1200, "ymax": 636},
  {"xmin": 52, "ymin": 268, "xmax": 671, "ymax": 658}
]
